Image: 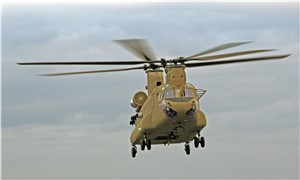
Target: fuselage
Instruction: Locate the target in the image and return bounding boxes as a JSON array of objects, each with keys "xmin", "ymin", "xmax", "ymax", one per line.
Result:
[{"xmin": 130, "ymin": 83, "xmax": 206, "ymax": 145}]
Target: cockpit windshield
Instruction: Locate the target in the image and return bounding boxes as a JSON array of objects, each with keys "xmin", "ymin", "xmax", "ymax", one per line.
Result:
[{"xmin": 160, "ymin": 84, "xmax": 196, "ymax": 100}]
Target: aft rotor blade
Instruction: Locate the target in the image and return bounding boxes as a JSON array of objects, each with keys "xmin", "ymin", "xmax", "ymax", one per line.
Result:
[
  {"xmin": 185, "ymin": 54, "xmax": 291, "ymax": 68},
  {"xmin": 187, "ymin": 49, "xmax": 276, "ymax": 61},
  {"xmin": 17, "ymin": 60, "xmax": 160, "ymax": 65},
  {"xmin": 114, "ymin": 39, "xmax": 157, "ymax": 61},
  {"xmin": 39, "ymin": 66, "xmax": 146, "ymax": 76},
  {"xmin": 184, "ymin": 41, "xmax": 252, "ymax": 60}
]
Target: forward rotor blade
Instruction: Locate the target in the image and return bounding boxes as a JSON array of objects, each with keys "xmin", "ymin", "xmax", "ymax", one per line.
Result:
[
  {"xmin": 187, "ymin": 49, "xmax": 276, "ymax": 61},
  {"xmin": 17, "ymin": 60, "xmax": 160, "ymax": 65},
  {"xmin": 114, "ymin": 39, "xmax": 157, "ymax": 61},
  {"xmin": 184, "ymin": 41, "xmax": 252, "ymax": 60},
  {"xmin": 39, "ymin": 66, "xmax": 146, "ymax": 76},
  {"xmin": 185, "ymin": 54, "xmax": 291, "ymax": 68}
]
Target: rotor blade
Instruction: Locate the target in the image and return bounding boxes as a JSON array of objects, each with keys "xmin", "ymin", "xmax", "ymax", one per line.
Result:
[
  {"xmin": 39, "ymin": 66, "xmax": 146, "ymax": 76},
  {"xmin": 184, "ymin": 41, "xmax": 252, "ymax": 60},
  {"xmin": 185, "ymin": 54, "xmax": 291, "ymax": 68},
  {"xmin": 187, "ymin": 49, "xmax": 277, "ymax": 61},
  {"xmin": 17, "ymin": 60, "xmax": 160, "ymax": 66},
  {"xmin": 114, "ymin": 39, "xmax": 157, "ymax": 61}
]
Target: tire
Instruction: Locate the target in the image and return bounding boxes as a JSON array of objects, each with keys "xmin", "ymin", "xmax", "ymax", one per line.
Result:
[
  {"xmin": 185, "ymin": 144, "xmax": 190, "ymax": 155},
  {"xmin": 131, "ymin": 147, "xmax": 137, "ymax": 158},
  {"xmin": 194, "ymin": 137, "xmax": 199, "ymax": 148},
  {"xmin": 146, "ymin": 139, "xmax": 151, "ymax": 150},
  {"xmin": 141, "ymin": 140, "xmax": 145, "ymax": 151},
  {"xmin": 200, "ymin": 136, "xmax": 205, "ymax": 148}
]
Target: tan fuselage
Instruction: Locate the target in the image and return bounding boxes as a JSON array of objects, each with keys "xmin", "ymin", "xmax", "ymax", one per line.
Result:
[
  {"xmin": 130, "ymin": 65, "xmax": 207, "ymax": 145},
  {"xmin": 130, "ymin": 96, "xmax": 206, "ymax": 145}
]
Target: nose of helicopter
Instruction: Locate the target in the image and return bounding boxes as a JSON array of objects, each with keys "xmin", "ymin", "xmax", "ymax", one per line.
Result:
[{"xmin": 163, "ymin": 98, "xmax": 196, "ymax": 118}]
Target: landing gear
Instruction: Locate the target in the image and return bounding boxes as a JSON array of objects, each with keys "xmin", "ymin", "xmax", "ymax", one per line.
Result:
[
  {"xmin": 184, "ymin": 143, "xmax": 190, "ymax": 155},
  {"xmin": 185, "ymin": 133, "xmax": 205, "ymax": 155},
  {"xmin": 194, "ymin": 131, "xmax": 205, "ymax": 148},
  {"xmin": 131, "ymin": 145, "xmax": 137, "ymax": 158},
  {"xmin": 140, "ymin": 138, "xmax": 151, "ymax": 151}
]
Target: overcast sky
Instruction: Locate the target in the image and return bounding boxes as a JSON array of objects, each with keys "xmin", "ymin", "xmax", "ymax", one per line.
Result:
[{"xmin": 2, "ymin": 2, "xmax": 299, "ymax": 179}]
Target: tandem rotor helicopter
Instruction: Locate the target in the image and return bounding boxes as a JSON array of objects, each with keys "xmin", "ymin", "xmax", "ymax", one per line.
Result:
[{"xmin": 18, "ymin": 39, "xmax": 290, "ymax": 158}]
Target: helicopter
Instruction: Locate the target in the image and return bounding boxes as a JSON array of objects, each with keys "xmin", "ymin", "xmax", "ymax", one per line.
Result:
[{"xmin": 18, "ymin": 39, "xmax": 290, "ymax": 158}]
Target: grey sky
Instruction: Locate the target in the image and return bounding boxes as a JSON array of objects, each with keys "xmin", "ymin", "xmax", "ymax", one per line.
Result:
[{"xmin": 2, "ymin": 2, "xmax": 299, "ymax": 179}]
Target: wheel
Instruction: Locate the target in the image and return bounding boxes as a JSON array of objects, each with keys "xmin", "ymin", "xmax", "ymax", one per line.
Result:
[
  {"xmin": 146, "ymin": 139, "xmax": 151, "ymax": 150},
  {"xmin": 131, "ymin": 146, "xmax": 137, "ymax": 158},
  {"xmin": 141, "ymin": 139, "xmax": 146, "ymax": 151},
  {"xmin": 194, "ymin": 137, "xmax": 200, "ymax": 148},
  {"xmin": 185, "ymin": 144, "xmax": 190, "ymax": 155},
  {"xmin": 200, "ymin": 136, "xmax": 205, "ymax": 148}
]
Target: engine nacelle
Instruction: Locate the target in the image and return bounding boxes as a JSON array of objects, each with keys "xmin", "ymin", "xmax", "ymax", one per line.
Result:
[{"xmin": 131, "ymin": 91, "xmax": 148, "ymax": 108}]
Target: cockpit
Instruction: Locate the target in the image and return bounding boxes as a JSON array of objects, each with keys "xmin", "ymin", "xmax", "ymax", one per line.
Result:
[{"xmin": 159, "ymin": 84, "xmax": 197, "ymax": 101}]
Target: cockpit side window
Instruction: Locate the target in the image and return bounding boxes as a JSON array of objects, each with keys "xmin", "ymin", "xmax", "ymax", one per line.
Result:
[
  {"xmin": 183, "ymin": 84, "xmax": 195, "ymax": 97},
  {"xmin": 164, "ymin": 88, "xmax": 174, "ymax": 99},
  {"xmin": 183, "ymin": 89, "xmax": 194, "ymax": 97}
]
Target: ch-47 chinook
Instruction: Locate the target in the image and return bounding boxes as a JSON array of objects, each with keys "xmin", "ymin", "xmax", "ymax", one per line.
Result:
[{"xmin": 18, "ymin": 39, "xmax": 290, "ymax": 158}]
